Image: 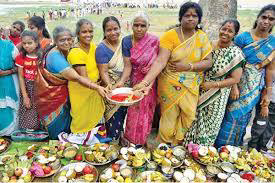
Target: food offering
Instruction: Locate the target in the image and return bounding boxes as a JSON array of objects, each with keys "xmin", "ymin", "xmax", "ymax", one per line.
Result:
[
  {"xmin": 177, "ymin": 158, "xmax": 207, "ymax": 182},
  {"xmin": 54, "ymin": 142, "xmax": 80, "ymax": 160},
  {"xmin": 220, "ymin": 162, "xmax": 237, "ymax": 174},
  {"xmin": 0, "ymin": 137, "xmax": 11, "ymax": 154},
  {"xmin": 119, "ymin": 146, "xmax": 150, "ymax": 168},
  {"xmin": 84, "ymin": 143, "xmax": 118, "ymax": 165},
  {"xmin": 187, "ymin": 143, "xmax": 219, "ymax": 165},
  {"xmin": 106, "ymin": 87, "xmax": 143, "ymax": 106},
  {"xmin": 134, "ymin": 171, "xmax": 168, "ymax": 182},
  {"xmin": 31, "ymin": 155, "xmax": 61, "ymax": 178},
  {"xmin": 0, "ymin": 156, "xmax": 34, "ymax": 183},
  {"xmin": 219, "ymin": 145, "xmax": 241, "ymax": 162},
  {"xmin": 234, "ymin": 148, "xmax": 273, "ymax": 182},
  {"xmin": 99, "ymin": 163, "xmax": 133, "ymax": 183},
  {"xmin": 152, "ymin": 144, "xmax": 185, "ymax": 168},
  {"xmin": 53, "ymin": 162, "xmax": 98, "ymax": 183}
]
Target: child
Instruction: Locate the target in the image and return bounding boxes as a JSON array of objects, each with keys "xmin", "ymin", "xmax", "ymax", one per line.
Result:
[
  {"xmin": 16, "ymin": 31, "xmax": 40, "ymax": 130},
  {"xmin": 2, "ymin": 21, "xmax": 25, "ymax": 46}
]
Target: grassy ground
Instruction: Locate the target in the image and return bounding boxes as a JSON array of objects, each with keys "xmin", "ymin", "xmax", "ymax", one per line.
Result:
[{"xmin": 0, "ymin": 6, "xmax": 263, "ymax": 44}]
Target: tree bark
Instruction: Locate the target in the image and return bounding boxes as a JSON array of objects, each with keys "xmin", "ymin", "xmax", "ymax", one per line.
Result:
[{"xmin": 199, "ymin": 0, "xmax": 237, "ymax": 40}]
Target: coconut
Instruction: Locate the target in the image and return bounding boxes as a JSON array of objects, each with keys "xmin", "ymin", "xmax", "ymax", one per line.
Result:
[
  {"xmin": 122, "ymin": 154, "xmax": 129, "ymax": 161},
  {"xmin": 127, "ymin": 147, "xmax": 136, "ymax": 155},
  {"xmin": 227, "ymin": 177, "xmax": 237, "ymax": 183},
  {"xmin": 183, "ymin": 169, "xmax": 195, "ymax": 181},
  {"xmin": 58, "ymin": 176, "xmax": 67, "ymax": 183},
  {"xmin": 198, "ymin": 146, "xmax": 208, "ymax": 156},
  {"xmin": 120, "ymin": 147, "xmax": 128, "ymax": 155},
  {"xmin": 218, "ymin": 173, "xmax": 228, "ymax": 181},
  {"xmin": 173, "ymin": 171, "xmax": 184, "ymax": 182},
  {"xmin": 66, "ymin": 169, "xmax": 76, "ymax": 179},
  {"xmin": 180, "ymin": 177, "xmax": 190, "ymax": 183},
  {"xmin": 48, "ymin": 156, "xmax": 56, "ymax": 162},
  {"xmin": 105, "ymin": 168, "xmax": 113, "ymax": 179},
  {"xmin": 100, "ymin": 174, "xmax": 110, "ymax": 182},
  {"xmin": 74, "ymin": 164, "xmax": 84, "ymax": 173}
]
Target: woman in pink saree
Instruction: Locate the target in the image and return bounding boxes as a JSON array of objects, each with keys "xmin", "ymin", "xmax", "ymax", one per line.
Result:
[{"xmin": 119, "ymin": 12, "xmax": 159, "ymax": 146}]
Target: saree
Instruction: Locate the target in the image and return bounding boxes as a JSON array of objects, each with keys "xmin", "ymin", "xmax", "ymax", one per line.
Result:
[
  {"xmin": 96, "ymin": 40, "xmax": 128, "ymax": 140},
  {"xmin": 34, "ymin": 50, "xmax": 71, "ymax": 139},
  {"xmin": 184, "ymin": 46, "xmax": 245, "ymax": 146},
  {"xmin": 67, "ymin": 42, "xmax": 105, "ymax": 134},
  {"xmin": 0, "ymin": 39, "xmax": 19, "ymax": 136},
  {"xmin": 215, "ymin": 32, "xmax": 275, "ymax": 148},
  {"xmin": 123, "ymin": 33, "xmax": 159, "ymax": 145},
  {"xmin": 158, "ymin": 29, "xmax": 212, "ymax": 144}
]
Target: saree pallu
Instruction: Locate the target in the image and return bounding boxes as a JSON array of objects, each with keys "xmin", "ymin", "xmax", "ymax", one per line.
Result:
[
  {"xmin": 0, "ymin": 40, "xmax": 19, "ymax": 136},
  {"xmin": 184, "ymin": 46, "xmax": 245, "ymax": 146},
  {"xmin": 124, "ymin": 33, "xmax": 159, "ymax": 145},
  {"xmin": 158, "ymin": 30, "xmax": 212, "ymax": 144},
  {"xmin": 34, "ymin": 61, "xmax": 71, "ymax": 139},
  {"xmin": 215, "ymin": 34, "xmax": 275, "ymax": 148},
  {"xmin": 104, "ymin": 40, "xmax": 128, "ymax": 140}
]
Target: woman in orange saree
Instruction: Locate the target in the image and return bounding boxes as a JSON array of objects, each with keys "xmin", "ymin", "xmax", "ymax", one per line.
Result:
[{"xmin": 134, "ymin": 2, "xmax": 212, "ymax": 145}]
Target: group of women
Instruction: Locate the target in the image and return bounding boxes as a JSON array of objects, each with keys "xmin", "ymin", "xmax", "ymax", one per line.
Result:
[{"xmin": 0, "ymin": 2, "xmax": 274, "ymax": 150}]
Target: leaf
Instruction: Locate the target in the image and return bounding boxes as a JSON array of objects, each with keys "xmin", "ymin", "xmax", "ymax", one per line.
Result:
[{"xmin": 60, "ymin": 158, "xmax": 69, "ymax": 166}]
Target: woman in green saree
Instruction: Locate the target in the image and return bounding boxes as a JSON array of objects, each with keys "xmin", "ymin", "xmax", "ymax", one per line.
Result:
[{"xmin": 184, "ymin": 19, "xmax": 245, "ymax": 146}]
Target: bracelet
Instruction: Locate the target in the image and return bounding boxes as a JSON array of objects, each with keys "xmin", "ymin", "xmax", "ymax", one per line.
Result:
[
  {"xmin": 142, "ymin": 80, "xmax": 150, "ymax": 87},
  {"xmin": 188, "ymin": 63, "xmax": 193, "ymax": 71},
  {"xmin": 266, "ymin": 86, "xmax": 272, "ymax": 90},
  {"xmin": 216, "ymin": 81, "xmax": 220, "ymax": 88}
]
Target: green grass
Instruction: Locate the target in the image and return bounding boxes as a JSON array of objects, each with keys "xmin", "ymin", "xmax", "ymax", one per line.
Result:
[{"xmin": 0, "ymin": 6, "xmax": 266, "ymax": 44}]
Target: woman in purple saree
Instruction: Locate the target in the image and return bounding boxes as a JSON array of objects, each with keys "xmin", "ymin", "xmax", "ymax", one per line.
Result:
[{"xmin": 119, "ymin": 12, "xmax": 159, "ymax": 146}]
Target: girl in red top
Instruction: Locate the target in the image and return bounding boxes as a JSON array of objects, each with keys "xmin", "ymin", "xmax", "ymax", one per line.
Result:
[{"xmin": 16, "ymin": 30, "xmax": 41, "ymax": 130}]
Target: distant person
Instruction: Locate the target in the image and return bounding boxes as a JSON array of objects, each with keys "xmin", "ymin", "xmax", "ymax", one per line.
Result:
[
  {"xmin": 49, "ymin": 8, "xmax": 53, "ymax": 20},
  {"xmin": 42, "ymin": 11, "xmax": 45, "ymax": 20},
  {"xmin": 2, "ymin": 21, "xmax": 25, "ymax": 46}
]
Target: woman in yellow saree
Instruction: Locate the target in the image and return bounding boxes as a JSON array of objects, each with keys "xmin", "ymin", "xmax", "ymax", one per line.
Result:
[
  {"xmin": 134, "ymin": 2, "xmax": 212, "ymax": 145},
  {"xmin": 59, "ymin": 19, "xmax": 107, "ymax": 145}
]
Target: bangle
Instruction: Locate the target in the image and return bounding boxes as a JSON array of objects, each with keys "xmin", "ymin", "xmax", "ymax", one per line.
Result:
[
  {"xmin": 266, "ymin": 86, "xmax": 272, "ymax": 90},
  {"xmin": 216, "ymin": 81, "xmax": 220, "ymax": 88},
  {"xmin": 142, "ymin": 80, "xmax": 150, "ymax": 87},
  {"xmin": 188, "ymin": 63, "xmax": 193, "ymax": 71}
]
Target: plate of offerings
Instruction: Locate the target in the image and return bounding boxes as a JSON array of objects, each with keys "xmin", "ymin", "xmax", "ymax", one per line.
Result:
[
  {"xmin": 106, "ymin": 87, "xmax": 143, "ymax": 106},
  {"xmin": 52, "ymin": 162, "xmax": 98, "ymax": 182},
  {"xmin": 84, "ymin": 143, "xmax": 118, "ymax": 166}
]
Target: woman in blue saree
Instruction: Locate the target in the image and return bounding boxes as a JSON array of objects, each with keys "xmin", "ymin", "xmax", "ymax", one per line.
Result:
[
  {"xmin": 215, "ymin": 4, "xmax": 275, "ymax": 147},
  {"xmin": 0, "ymin": 35, "xmax": 19, "ymax": 136},
  {"xmin": 96, "ymin": 16, "xmax": 128, "ymax": 141}
]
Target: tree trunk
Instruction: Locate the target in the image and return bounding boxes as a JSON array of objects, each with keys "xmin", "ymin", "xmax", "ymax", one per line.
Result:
[{"xmin": 199, "ymin": 0, "xmax": 237, "ymax": 40}]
